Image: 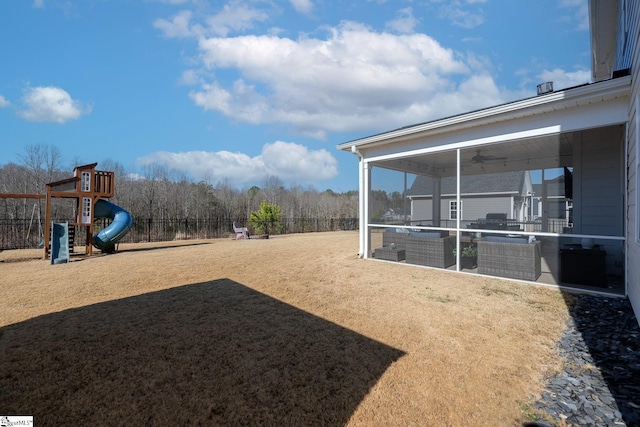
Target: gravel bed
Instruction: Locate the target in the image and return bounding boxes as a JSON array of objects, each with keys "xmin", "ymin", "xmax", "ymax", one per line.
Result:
[{"xmin": 528, "ymin": 294, "xmax": 640, "ymax": 426}]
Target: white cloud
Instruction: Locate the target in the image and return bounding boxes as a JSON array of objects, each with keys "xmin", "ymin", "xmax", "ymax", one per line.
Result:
[
  {"xmin": 433, "ymin": 0, "xmax": 485, "ymax": 29},
  {"xmin": 151, "ymin": 0, "xmax": 189, "ymax": 4},
  {"xmin": 18, "ymin": 86, "xmax": 91, "ymax": 123},
  {"xmin": 290, "ymin": 0, "xmax": 313, "ymax": 15},
  {"xmin": 185, "ymin": 21, "xmax": 510, "ymax": 137},
  {"xmin": 386, "ymin": 7, "xmax": 419, "ymax": 34},
  {"xmin": 179, "ymin": 69, "xmax": 204, "ymax": 85},
  {"xmin": 33, "ymin": 0, "xmax": 44, "ymax": 8},
  {"xmin": 189, "ymin": 80, "xmax": 267, "ymax": 124},
  {"xmin": 0, "ymin": 95, "xmax": 9, "ymax": 108},
  {"xmin": 560, "ymin": 0, "xmax": 589, "ymax": 31},
  {"xmin": 136, "ymin": 141, "xmax": 338, "ymax": 186},
  {"xmin": 155, "ymin": 1, "xmax": 270, "ymax": 39},
  {"xmin": 154, "ymin": 10, "xmax": 199, "ymax": 38},
  {"xmin": 205, "ymin": 2, "xmax": 269, "ymax": 37},
  {"xmin": 261, "ymin": 141, "xmax": 337, "ymax": 181},
  {"xmin": 536, "ymin": 68, "xmax": 591, "ymax": 91}
]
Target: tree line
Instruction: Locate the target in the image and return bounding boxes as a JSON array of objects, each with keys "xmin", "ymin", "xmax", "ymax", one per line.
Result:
[
  {"xmin": 0, "ymin": 144, "xmax": 410, "ymax": 245},
  {"xmin": 0, "ymin": 145, "xmax": 359, "ymax": 229}
]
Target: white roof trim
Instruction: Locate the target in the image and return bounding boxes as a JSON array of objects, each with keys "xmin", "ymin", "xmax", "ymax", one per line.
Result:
[
  {"xmin": 365, "ymin": 126, "xmax": 563, "ymax": 164},
  {"xmin": 337, "ymin": 76, "xmax": 631, "ymax": 151}
]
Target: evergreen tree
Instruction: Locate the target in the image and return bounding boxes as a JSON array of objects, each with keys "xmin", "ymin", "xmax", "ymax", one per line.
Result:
[{"xmin": 249, "ymin": 200, "xmax": 282, "ymax": 235}]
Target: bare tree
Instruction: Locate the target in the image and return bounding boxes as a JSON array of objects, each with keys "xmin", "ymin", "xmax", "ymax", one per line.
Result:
[
  {"xmin": 139, "ymin": 164, "xmax": 169, "ymax": 219},
  {"xmin": 262, "ymin": 175, "xmax": 284, "ymax": 206},
  {"xmin": 19, "ymin": 144, "xmax": 64, "ymax": 195}
]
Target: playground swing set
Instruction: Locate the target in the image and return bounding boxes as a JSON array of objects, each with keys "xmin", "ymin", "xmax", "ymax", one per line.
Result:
[
  {"xmin": 26, "ymin": 201, "xmax": 44, "ymax": 249},
  {"xmin": 0, "ymin": 163, "xmax": 133, "ymax": 264}
]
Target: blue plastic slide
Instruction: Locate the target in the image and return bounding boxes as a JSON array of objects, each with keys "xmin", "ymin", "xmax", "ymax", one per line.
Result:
[{"xmin": 93, "ymin": 199, "xmax": 133, "ymax": 253}]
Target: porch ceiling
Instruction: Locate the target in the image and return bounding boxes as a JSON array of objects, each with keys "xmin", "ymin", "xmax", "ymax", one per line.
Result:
[{"xmin": 374, "ymin": 130, "xmax": 577, "ymax": 178}]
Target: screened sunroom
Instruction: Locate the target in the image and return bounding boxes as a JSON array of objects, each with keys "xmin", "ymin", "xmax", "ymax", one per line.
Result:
[{"xmin": 338, "ymin": 75, "xmax": 631, "ymax": 295}]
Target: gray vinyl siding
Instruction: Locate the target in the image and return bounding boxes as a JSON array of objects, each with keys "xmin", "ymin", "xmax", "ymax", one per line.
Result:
[
  {"xmin": 411, "ymin": 198, "xmax": 432, "ymax": 223},
  {"xmin": 615, "ymin": 0, "xmax": 637, "ymax": 71},
  {"xmin": 411, "ymin": 196, "xmax": 513, "ymax": 223},
  {"xmin": 573, "ymin": 127, "xmax": 624, "ymax": 237},
  {"xmin": 620, "ymin": 0, "xmax": 640, "ymax": 320},
  {"xmin": 455, "ymin": 196, "xmax": 512, "ymax": 221},
  {"xmin": 571, "ymin": 118, "xmax": 625, "ymax": 277}
]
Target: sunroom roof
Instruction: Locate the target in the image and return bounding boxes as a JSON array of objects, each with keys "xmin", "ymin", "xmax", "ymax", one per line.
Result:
[{"xmin": 337, "ymin": 75, "xmax": 630, "ymax": 152}]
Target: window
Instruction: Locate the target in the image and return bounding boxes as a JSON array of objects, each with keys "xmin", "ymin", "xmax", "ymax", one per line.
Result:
[
  {"xmin": 82, "ymin": 197, "xmax": 92, "ymax": 224},
  {"xmin": 449, "ymin": 200, "xmax": 462, "ymax": 220},
  {"xmin": 81, "ymin": 171, "xmax": 91, "ymax": 192}
]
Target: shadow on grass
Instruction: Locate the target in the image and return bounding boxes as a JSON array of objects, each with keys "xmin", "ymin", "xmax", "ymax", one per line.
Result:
[
  {"xmin": 116, "ymin": 241, "xmax": 213, "ymax": 253},
  {"xmin": 0, "ymin": 279, "xmax": 405, "ymax": 425}
]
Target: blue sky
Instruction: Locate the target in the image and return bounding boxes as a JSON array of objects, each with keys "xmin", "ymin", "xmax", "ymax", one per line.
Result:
[{"xmin": 0, "ymin": 0, "xmax": 591, "ymax": 192}]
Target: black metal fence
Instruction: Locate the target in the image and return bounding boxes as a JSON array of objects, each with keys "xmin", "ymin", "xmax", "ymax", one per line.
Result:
[
  {"xmin": 0, "ymin": 217, "xmax": 359, "ymax": 250},
  {"xmin": 0, "ymin": 218, "xmax": 46, "ymax": 250}
]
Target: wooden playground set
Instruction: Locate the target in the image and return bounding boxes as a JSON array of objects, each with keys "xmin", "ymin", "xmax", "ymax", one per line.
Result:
[{"xmin": 0, "ymin": 163, "xmax": 132, "ymax": 263}]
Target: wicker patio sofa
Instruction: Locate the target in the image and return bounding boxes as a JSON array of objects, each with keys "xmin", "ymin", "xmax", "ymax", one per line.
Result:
[
  {"xmin": 477, "ymin": 236, "xmax": 542, "ymax": 281},
  {"xmin": 382, "ymin": 228, "xmax": 410, "ymax": 250},
  {"xmin": 405, "ymin": 231, "xmax": 456, "ymax": 269},
  {"xmin": 373, "ymin": 228, "xmax": 410, "ymax": 261}
]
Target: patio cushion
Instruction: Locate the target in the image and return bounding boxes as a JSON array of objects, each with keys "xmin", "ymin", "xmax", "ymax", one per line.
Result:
[
  {"xmin": 484, "ymin": 236, "xmax": 528, "ymax": 244},
  {"xmin": 385, "ymin": 227, "xmax": 410, "ymax": 234},
  {"xmin": 408, "ymin": 231, "xmax": 448, "ymax": 239}
]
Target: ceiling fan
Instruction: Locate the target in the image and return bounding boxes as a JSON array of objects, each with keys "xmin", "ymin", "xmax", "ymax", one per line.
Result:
[{"xmin": 470, "ymin": 149, "xmax": 507, "ymax": 164}]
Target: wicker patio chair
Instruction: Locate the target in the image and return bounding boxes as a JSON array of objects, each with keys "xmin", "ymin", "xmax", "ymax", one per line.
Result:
[
  {"xmin": 405, "ymin": 231, "xmax": 455, "ymax": 269},
  {"xmin": 477, "ymin": 237, "xmax": 541, "ymax": 281}
]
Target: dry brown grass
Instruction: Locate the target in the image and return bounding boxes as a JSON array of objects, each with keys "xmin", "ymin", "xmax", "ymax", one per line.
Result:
[{"xmin": 0, "ymin": 232, "xmax": 570, "ymax": 426}]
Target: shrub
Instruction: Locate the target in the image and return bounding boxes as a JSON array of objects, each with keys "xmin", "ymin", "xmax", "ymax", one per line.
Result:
[
  {"xmin": 249, "ymin": 201, "xmax": 282, "ymax": 235},
  {"xmin": 453, "ymin": 244, "xmax": 477, "ymax": 258}
]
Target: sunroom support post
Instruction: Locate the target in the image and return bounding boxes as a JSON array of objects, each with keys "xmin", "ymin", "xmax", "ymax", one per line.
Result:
[
  {"xmin": 352, "ymin": 146, "xmax": 367, "ymax": 258},
  {"xmin": 432, "ymin": 177, "xmax": 441, "ymax": 227},
  {"xmin": 403, "ymin": 172, "xmax": 408, "ymax": 224},
  {"xmin": 456, "ymin": 149, "xmax": 461, "ymax": 272},
  {"xmin": 362, "ymin": 162, "xmax": 371, "ymax": 258},
  {"xmin": 541, "ymin": 169, "xmax": 548, "ymax": 232}
]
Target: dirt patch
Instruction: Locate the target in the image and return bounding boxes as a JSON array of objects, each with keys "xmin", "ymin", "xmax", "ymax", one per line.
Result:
[{"xmin": 0, "ymin": 232, "xmax": 569, "ymax": 425}]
